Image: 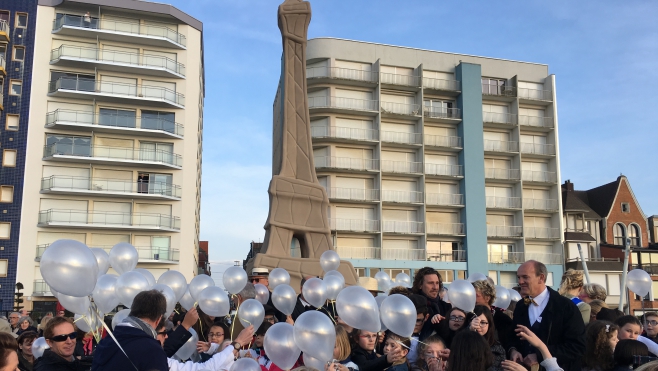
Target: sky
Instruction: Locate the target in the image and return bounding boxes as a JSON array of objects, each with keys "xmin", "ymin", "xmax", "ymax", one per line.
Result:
[{"xmin": 161, "ymin": 0, "xmax": 658, "ymax": 285}]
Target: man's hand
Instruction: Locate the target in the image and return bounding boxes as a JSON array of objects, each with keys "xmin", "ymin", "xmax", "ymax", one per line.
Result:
[
  {"xmin": 196, "ymin": 341, "xmax": 210, "ymax": 353},
  {"xmin": 431, "ymin": 314, "xmax": 444, "ymax": 324},
  {"xmin": 509, "ymin": 349, "xmax": 523, "ymax": 363},
  {"xmin": 523, "ymin": 354, "xmax": 538, "ymax": 367},
  {"xmin": 236, "ymin": 325, "xmax": 255, "ymax": 347},
  {"xmin": 181, "ymin": 307, "xmax": 199, "ymax": 330},
  {"xmin": 386, "ymin": 348, "xmax": 403, "ymax": 363}
]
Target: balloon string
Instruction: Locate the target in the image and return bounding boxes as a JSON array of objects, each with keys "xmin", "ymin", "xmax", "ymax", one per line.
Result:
[
  {"xmin": 231, "ymin": 294, "xmax": 240, "ymax": 341},
  {"xmin": 395, "ymin": 339, "xmax": 411, "ymax": 350},
  {"xmin": 410, "ymin": 337, "xmax": 428, "ymax": 347}
]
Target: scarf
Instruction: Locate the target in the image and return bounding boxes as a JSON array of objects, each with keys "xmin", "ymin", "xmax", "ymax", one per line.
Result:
[{"xmin": 121, "ymin": 316, "xmax": 157, "ymax": 339}]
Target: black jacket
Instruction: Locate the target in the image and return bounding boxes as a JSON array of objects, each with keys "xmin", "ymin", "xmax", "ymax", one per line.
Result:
[
  {"xmin": 163, "ymin": 325, "xmax": 192, "ymax": 357},
  {"xmin": 18, "ymin": 350, "xmax": 34, "ymax": 371},
  {"xmin": 91, "ymin": 325, "xmax": 168, "ymax": 371},
  {"xmin": 34, "ymin": 350, "xmax": 86, "ymax": 371},
  {"xmin": 511, "ymin": 287, "xmax": 586, "ymax": 371},
  {"xmin": 351, "ymin": 346, "xmax": 392, "ymax": 371},
  {"xmin": 492, "ymin": 307, "xmax": 513, "ymax": 351},
  {"xmin": 291, "ymin": 295, "xmax": 315, "ymax": 321},
  {"xmin": 416, "ymin": 291, "xmax": 451, "ymax": 340}
]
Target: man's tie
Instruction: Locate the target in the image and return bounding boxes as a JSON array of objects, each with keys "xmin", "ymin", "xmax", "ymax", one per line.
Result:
[{"xmin": 524, "ymin": 296, "xmax": 538, "ymax": 306}]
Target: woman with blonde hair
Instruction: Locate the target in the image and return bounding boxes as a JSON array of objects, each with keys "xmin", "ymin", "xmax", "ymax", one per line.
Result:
[
  {"xmin": 589, "ymin": 299, "xmax": 608, "ymax": 323},
  {"xmin": 559, "ymin": 269, "xmax": 591, "ymax": 324}
]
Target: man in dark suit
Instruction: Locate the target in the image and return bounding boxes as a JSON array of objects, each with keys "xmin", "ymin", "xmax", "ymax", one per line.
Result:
[
  {"xmin": 411, "ymin": 267, "xmax": 452, "ymax": 340},
  {"xmin": 509, "ymin": 260, "xmax": 585, "ymax": 371}
]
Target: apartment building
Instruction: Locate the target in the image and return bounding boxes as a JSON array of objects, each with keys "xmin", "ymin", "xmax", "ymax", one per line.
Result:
[
  {"xmin": 304, "ymin": 38, "xmax": 564, "ymax": 287},
  {"xmin": 6, "ymin": 0, "xmax": 204, "ymax": 312}
]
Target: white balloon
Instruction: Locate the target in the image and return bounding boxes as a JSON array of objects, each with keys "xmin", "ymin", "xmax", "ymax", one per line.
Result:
[
  {"xmin": 179, "ymin": 288, "xmax": 196, "ymax": 311},
  {"xmin": 375, "ymin": 270, "xmax": 391, "ymax": 285},
  {"xmin": 74, "ymin": 310, "xmax": 102, "ymax": 333},
  {"xmin": 92, "ymin": 274, "xmax": 120, "ymax": 314},
  {"xmin": 395, "ymin": 273, "xmax": 411, "ymax": 288},
  {"xmin": 492, "ymin": 285, "xmax": 512, "ymax": 309},
  {"xmin": 324, "ymin": 274, "xmax": 345, "ymax": 301},
  {"xmin": 320, "ymin": 250, "xmax": 341, "ymax": 273},
  {"xmin": 198, "ymin": 286, "xmax": 230, "ymax": 317},
  {"xmin": 223, "ymin": 266, "xmax": 248, "ymax": 294},
  {"xmin": 174, "ymin": 327, "xmax": 198, "ymax": 361},
  {"xmin": 58, "ymin": 294, "xmax": 91, "ymax": 315},
  {"xmin": 32, "ymin": 337, "xmax": 49, "ymax": 359},
  {"xmin": 134, "ymin": 269, "xmax": 156, "ymax": 288},
  {"xmin": 152, "ymin": 283, "xmax": 177, "ymax": 318},
  {"xmin": 112, "ymin": 308, "xmax": 131, "ymax": 330},
  {"xmin": 293, "ymin": 311, "xmax": 336, "ymax": 363},
  {"xmin": 238, "ymin": 299, "xmax": 265, "ymax": 329},
  {"xmin": 380, "ymin": 294, "xmax": 416, "ymax": 337},
  {"xmin": 509, "ymin": 289, "xmax": 522, "ymax": 302},
  {"xmin": 336, "ymin": 286, "xmax": 380, "ymax": 333},
  {"xmin": 272, "ymin": 284, "xmax": 296, "ymax": 315},
  {"xmin": 375, "ymin": 295, "xmax": 388, "ymax": 331},
  {"xmin": 467, "ymin": 272, "xmax": 488, "ymax": 283},
  {"xmin": 116, "ymin": 271, "xmax": 150, "ymax": 308},
  {"xmin": 189, "ymin": 274, "xmax": 215, "ymax": 301},
  {"xmin": 91, "ymin": 248, "xmax": 110, "ymax": 278},
  {"xmin": 303, "ymin": 354, "xmax": 326, "ymax": 371},
  {"xmin": 109, "ymin": 242, "xmax": 139, "ymax": 275},
  {"xmin": 40, "ymin": 240, "xmax": 99, "ymax": 297},
  {"xmin": 269, "ymin": 268, "xmax": 290, "ymax": 290},
  {"xmin": 157, "ymin": 270, "xmax": 188, "ymax": 302},
  {"xmin": 229, "ymin": 358, "xmax": 260, "ymax": 371},
  {"xmin": 302, "ymin": 277, "xmax": 327, "ymax": 308},
  {"xmin": 264, "ymin": 323, "xmax": 301, "ymax": 370},
  {"xmin": 254, "ymin": 283, "xmax": 270, "ymax": 305},
  {"xmin": 628, "ymin": 269, "xmax": 652, "ymax": 297},
  {"xmin": 447, "ymin": 280, "xmax": 476, "ymax": 312}
]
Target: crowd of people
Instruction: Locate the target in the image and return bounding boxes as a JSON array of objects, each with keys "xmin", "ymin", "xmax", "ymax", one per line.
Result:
[{"xmin": 2, "ymin": 260, "xmax": 658, "ymax": 371}]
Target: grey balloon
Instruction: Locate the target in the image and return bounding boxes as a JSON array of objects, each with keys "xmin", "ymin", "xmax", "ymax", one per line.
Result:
[
  {"xmin": 223, "ymin": 266, "xmax": 248, "ymax": 294},
  {"xmin": 319, "ymin": 250, "xmax": 341, "ymax": 273},
  {"xmin": 179, "ymin": 288, "xmax": 196, "ymax": 311},
  {"xmin": 447, "ymin": 279, "xmax": 476, "ymax": 313},
  {"xmin": 509, "ymin": 289, "xmax": 522, "ymax": 302},
  {"xmin": 40, "ymin": 239, "xmax": 99, "ymax": 297},
  {"xmin": 189, "ymin": 274, "xmax": 215, "ymax": 301},
  {"xmin": 116, "ymin": 271, "xmax": 150, "ymax": 308},
  {"xmin": 324, "ymin": 274, "xmax": 344, "ymax": 301},
  {"xmin": 264, "ymin": 323, "xmax": 300, "ymax": 370},
  {"xmin": 91, "ymin": 248, "xmax": 110, "ymax": 278},
  {"xmin": 108, "ymin": 242, "xmax": 139, "ymax": 275},
  {"xmin": 92, "ymin": 274, "xmax": 120, "ymax": 314},
  {"xmin": 174, "ymin": 327, "xmax": 198, "ymax": 361},
  {"xmin": 254, "ymin": 283, "xmax": 270, "ymax": 305},
  {"xmin": 197, "ymin": 286, "xmax": 230, "ymax": 317},
  {"xmin": 153, "ymin": 283, "xmax": 177, "ymax": 318},
  {"xmin": 238, "ymin": 299, "xmax": 265, "ymax": 329},
  {"xmin": 112, "ymin": 308, "xmax": 130, "ymax": 329},
  {"xmin": 395, "ymin": 272, "xmax": 411, "ymax": 288},
  {"xmin": 293, "ymin": 311, "xmax": 336, "ymax": 363},
  {"xmin": 493, "ymin": 285, "xmax": 512, "ymax": 310},
  {"xmin": 303, "ymin": 353, "xmax": 325, "ymax": 371},
  {"xmin": 272, "ymin": 284, "xmax": 296, "ymax": 315},
  {"xmin": 157, "ymin": 270, "xmax": 188, "ymax": 302},
  {"xmin": 380, "ymin": 294, "xmax": 416, "ymax": 337},
  {"xmin": 375, "ymin": 294, "xmax": 388, "ymax": 331},
  {"xmin": 32, "ymin": 337, "xmax": 49, "ymax": 359},
  {"xmin": 302, "ymin": 277, "xmax": 327, "ymax": 308},
  {"xmin": 229, "ymin": 358, "xmax": 260, "ymax": 371},
  {"xmin": 467, "ymin": 272, "xmax": 488, "ymax": 283},
  {"xmin": 58, "ymin": 293, "xmax": 91, "ymax": 315},
  {"xmin": 336, "ymin": 286, "xmax": 381, "ymax": 333},
  {"xmin": 134, "ymin": 268, "xmax": 156, "ymax": 288},
  {"xmin": 268, "ymin": 268, "xmax": 290, "ymax": 290}
]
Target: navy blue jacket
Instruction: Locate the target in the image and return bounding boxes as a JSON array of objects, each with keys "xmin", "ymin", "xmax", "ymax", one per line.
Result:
[{"xmin": 91, "ymin": 325, "xmax": 168, "ymax": 371}]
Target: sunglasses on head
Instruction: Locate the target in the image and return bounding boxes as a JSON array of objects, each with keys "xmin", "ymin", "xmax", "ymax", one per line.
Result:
[{"xmin": 50, "ymin": 332, "xmax": 77, "ymax": 342}]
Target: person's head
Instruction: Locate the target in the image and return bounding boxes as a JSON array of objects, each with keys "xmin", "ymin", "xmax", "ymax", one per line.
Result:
[
  {"xmin": 614, "ymin": 339, "xmax": 649, "ymax": 368},
  {"xmin": 383, "ymin": 331, "xmax": 410, "ymax": 360},
  {"xmin": 250, "ymin": 268, "xmax": 270, "ymax": 288},
  {"xmin": 580, "ymin": 283, "xmax": 607, "ymax": 303},
  {"xmin": 589, "ymin": 299, "xmax": 608, "ymax": 323},
  {"xmin": 472, "ymin": 280, "xmax": 496, "ymax": 307},
  {"xmin": 18, "ymin": 316, "xmax": 33, "ymax": 330},
  {"xmin": 352, "ymin": 329, "xmax": 377, "ymax": 351},
  {"xmin": 446, "ymin": 330, "xmax": 493, "ymax": 371},
  {"xmin": 645, "ymin": 312, "xmax": 658, "ymax": 338},
  {"xmin": 254, "ymin": 322, "xmax": 272, "ymax": 348},
  {"xmin": 409, "ymin": 294, "xmax": 429, "ymax": 335},
  {"xmin": 448, "ymin": 308, "xmax": 467, "ymax": 332},
  {"xmin": 17, "ymin": 331, "xmax": 37, "ymax": 357},
  {"xmin": 0, "ymin": 332, "xmax": 18, "ymax": 371},
  {"xmin": 413, "ymin": 267, "xmax": 443, "ymax": 299},
  {"xmin": 40, "ymin": 316, "xmax": 52, "ymax": 331},
  {"xmin": 333, "ymin": 325, "xmax": 352, "ymax": 362},
  {"xmin": 44, "ymin": 317, "xmax": 77, "ymax": 360},
  {"xmin": 208, "ymin": 324, "xmax": 227, "ymax": 345},
  {"xmin": 388, "ymin": 286, "xmax": 410, "ymax": 296},
  {"xmin": 597, "ymin": 307, "xmax": 624, "ymax": 323},
  {"xmin": 616, "ymin": 315, "xmax": 642, "ymax": 340},
  {"xmin": 234, "ymin": 283, "xmax": 256, "ymax": 306},
  {"xmin": 584, "ymin": 321, "xmax": 619, "ymax": 371},
  {"xmin": 516, "ymin": 260, "xmax": 547, "ymax": 297},
  {"xmin": 129, "ymin": 290, "xmax": 166, "ymax": 329},
  {"xmin": 154, "ymin": 318, "xmax": 168, "ymax": 347},
  {"xmin": 263, "ymin": 305, "xmax": 277, "ymax": 325},
  {"xmin": 558, "ymin": 269, "xmax": 584, "ymax": 295},
  {"xmin": 417, "ymin": 335, "xmax": 446, "ymax": 363},
  {"xmin": 466, "ymin": 305, "xmax": 496, "ymax": 346},
  {"xmin": 8, "ymin": 313, "xmax": 19, "ymax": 327}
]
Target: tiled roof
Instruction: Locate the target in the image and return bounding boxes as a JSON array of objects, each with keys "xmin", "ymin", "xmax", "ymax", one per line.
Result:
[
  {"xmin": 562, "ymin": 189, "xmax": 601, "ymax": 219},
  {"xmin": 586, "ymin": 177, "xmax": 622, "ymax": 218}
]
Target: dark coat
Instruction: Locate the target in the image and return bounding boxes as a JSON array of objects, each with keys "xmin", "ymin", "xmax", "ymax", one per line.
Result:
[
  {"xmin": 291, "ymin": 295, "xmax": 315, "ymax": 321},
  {"xmin": 492, "ymin": 307, "xmax": 514, "ymax": 351},
  {"xmin": 91, "ymin": 325, "xmax": 168, "ymax": 371},
  {"xmin": 351, "ymin": 346, "xmax": 392, "ymax": 371},
  {"xmin": 416, "ymin": 291, "xmax": 451, "ymax": 340},
  {"xmin": 18, "ymin": 350, "xmax": 34, "ymax": 371},
  {"xmin": 163, "ymin": 325, "xmax": 192, "ymax": 357},
  {"xmin": 34, "ymin": 350, "xmax": 86, "ymax": 371},
  {"xmin": 511, "ymin": 287, "xmax": 586, "ymax": 371}
]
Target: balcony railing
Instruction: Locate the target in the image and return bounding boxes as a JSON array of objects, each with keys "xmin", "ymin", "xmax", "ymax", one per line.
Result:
[
  {"xmin": 518, "ymin": 88, "xmax": 552, "ymax": 101},
  {"xmin": 46, "ymin": 109, "xmax": 184, "ymax": 137},
  {"xmin": 336, "ymin": 246, "xmax": 381, "ymax": 259},
  {"xmin": 426, "ymin": 193, "xmax": 464, "ymax": 206},
  {"xmin": 0, "ymin": 54, "xmax": 5, "ymax": 71},
  {"xmin": 522, "ymin": 170, "xmax": 557, "ymax": 183},
  {"xmin": 306, "ymin": 66, "xmax": 377, "ymax": 83},
  {"xmin": 486, "ymin": 196, "xmax": 521, "ymax": 209},
  {"xmin": 526, "ymin": 252, "xmax": 563, "ymax": 264},
  {"xmin": 308, "ymin": 96, "xmax": 378, "ymax": 112},
  {"xmin": 488, "ymin": 251, "xmax": 525, "ymax": 264},
  {"xmin": 48, "ymin": 77, "xmax": 185, "ymax": 107},
  {"xmin": 380, "ymin": 73, "xmax": 420, "ymax": 87},
  {"xmin": 381, "ymin": 248, "xmax": 426, "ymax": 261},
  {"xmin": 41, "ymin": 176, "xmax": 181, "ymax": 198},
  {"xmin": 483, "ymin": 112, "xmax": 517, "ymax": 125},
  {"xmin": 0, "ymin": 20, "xmax": 8, "ymax": 38},
  {"xmin": 520, "ymin": 143, "xmax": 555, "ymax": 156},
  {"xmin": 50, "ymin": 45, "xmax": 185, "ymax": 76},
  {"xmin": 425, "ymin": 163, "xmax": 463, "ymax": 177},
  {"xmin": 427, "ymin": 250, "xmax": 467, "ymax": 262},
  {"xmin": 485, "ymin": 168, "xmax": 520, "ymax": 181},
  {"xmin": 381, "ymin": 190, "xmax": 423, "ymax": 203},
  {"xmin": 382, "ymin": 221, "xmax": 424, "ymax": 234},
  {"xmin": 380, "ymin": 131, "xmax": 422, "ymax": 145},
  {"xmin": 482, "ymin": 83, "xmax": 516, "ymax": 96},
  {"xmin": 335, "ymin": 247, "xmax": 466, "ymax": 262},
  {"xmin": 330, "ymin": 218, "xmax": 380, "ymax": 232},
  {"xmin": 36, "ymin": 244, "xmax": 180, "ymax": 262},
  {"xmin": 38, "ymin": 209, "xmax": 181, "ymax": 230},
  {"xmin": 424, "ymin": 134, "xmax": 462, "ymax": 148},
  {"xmin": 518, "ymin": 115, "xmax": 553, "ymax": 128},
  {"xmin": 33, "ymin": 280, "xmax": 54, "ymax": 296},
  {"xmin": 422, "ymin": 77, "xmax": 460, "ymax": 91},
  {"xmin": 427, "ymin": 223, "xmax": 465, "ymax": 235},
  {"xmin": 487, "ymin": 225, "xmax": 523, "ymax": 238},
  {"xmin": 524, "ymin": 227, "xmax": 561, "ymax": 239},
  {"xmin": 326, "ymin": 187, "xmax": 379, "ymax": 202},
  {"xmin": 43, "ymin": 143, "xmax": 182, "ymax": 168},
  {"xmin": 310, "ymin": 126, "xmax": 378, "ymax": 141},
  {"xmin": 423, "ymin": 106, "xmax": 461, "ymax": 120},
  {"xmin": 484, "ymin": 140, "xmax": 519, "ymax": 153},
  {"xmin": 523, "ymin": 198, "xmax": 559, "ymax": 211},
  {"xmin": 314, "ymin": 156, "xmax": 378, "ymax": 171},
  {"xmin": 53, "ymin": 14, "xmax": 187, "ymax": 47},
  {"xmin": 381, "ymin": 160, "xmax": 423, "ymax": 174},
  {"xmin": 381, "ymin": 101, "xmax": 421, "ymax": 116}
]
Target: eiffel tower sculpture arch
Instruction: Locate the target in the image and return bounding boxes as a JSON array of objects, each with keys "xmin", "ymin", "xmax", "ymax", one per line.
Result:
[{"xmin": 247, "ymin": 0, "xmax": 359, "ymax": 288}]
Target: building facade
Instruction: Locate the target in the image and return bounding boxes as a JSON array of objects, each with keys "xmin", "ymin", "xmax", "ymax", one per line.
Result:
[
  {"xmin": 302, "ymin": 38, "xmax": 564, "ymax": 287},
  {"xmin": 10, "ymin": 0, "xmax": 204, "ymax": 311}
]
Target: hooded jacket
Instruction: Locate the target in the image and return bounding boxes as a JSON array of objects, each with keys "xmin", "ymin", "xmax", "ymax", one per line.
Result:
[
  {"xmin": 34, "ymin": 349, "xmax": 85, "ymax": 371},
  {"xmin": 90, "ymin": 325, "xmax": 168, "ymax": 371}
]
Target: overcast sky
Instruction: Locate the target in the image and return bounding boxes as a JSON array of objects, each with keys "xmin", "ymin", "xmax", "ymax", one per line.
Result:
[{"xmin": 162, "ymin": 0, "xmax": 658, "ymax": 285}]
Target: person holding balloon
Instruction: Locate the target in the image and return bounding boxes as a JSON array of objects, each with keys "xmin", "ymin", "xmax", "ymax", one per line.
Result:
[
  {"xmin": 381, "ymin": 331, "xmax": 411, "ymax": 371},
  {"xmin": 351, "ymin": 329, "xmax": 403, "ymax": 371},
  {"xmin": 324, "ymin": 325, "xmax": 359, "ymax": 371},
  {"xmin": 409, "ymin": 336, "xmax": 448, "ymax": 371},
  {"xmin": 465, "ymin": 305, "xmax": 506, "ymax": 371},
  {"xmin": 471, "ymin": 280, "xmax": 514, "ymax": 351}
]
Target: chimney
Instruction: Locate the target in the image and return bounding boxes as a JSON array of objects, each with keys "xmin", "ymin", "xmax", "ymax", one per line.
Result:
[{"xmin": 563, "ymin": 179, "xmax": 574, "ymax": 191}]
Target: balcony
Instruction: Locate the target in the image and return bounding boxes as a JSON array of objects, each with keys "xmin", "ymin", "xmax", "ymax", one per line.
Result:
[
  {"xmin": 482, "ymin": 83, "xmax": 516, "ymax": 97},
  {"xmin": 486, "ymin": 196, "xmax": 521, "ymax": 209},
  {"xmin": 33, "ymin": 280, "xmax": 54, "ymax": 297},
  {"xmin": 524, "ymin": 227, "xmax": 561, "ymax": 240},
  {"xmin": 36, "ymin": 244, "xmax": 180, "ymax": 263},
  {"xmin": 423, "ymin": 107, "xmax": 461, "ymax": 121},
  {"xmin": 522, "ymin": 170, "xmax": 557, "ymax": 183},
  {"xmin": 424, "ymin": 135, "xmax": 462, "ymax": 150},
  {"xmin": 487, "ymin": 225, "xmax": 523, "ymax": 238},
  {"xmin": 310, "ymin": 126, "xmax": 378, "ymax": 142},
  {"xmin": 0, "ymin": 54, "xmax": 5, "ymax": 76},
  {"xmin": 335, "ymin": 246, "xmax": 466, "ymax": 262},
  {"xmin": 483, "ymin": 112, "xmax": 517, "ymax": 126},
  {"xmin": 487, "ymin": 251, "xmax": 524, "ymax": 264},
  {"xmin": 38, "ymin": 209, "xmax": 181, "ymax": 231},
  {"xmin": 46, "ymin": 110, "xmax": 184, "ymax": 139},
  {"xmin": 523, "ymin": 198, "xmax": 559, "ymax": 211},
  {"xmin": 308, "ymin": 96, "xmax": 378, "ymax": 115},
  {"xmin": 306, "ymin": 66, "xmax": 377, "ymax": 84},
  {"xmin": 381, "ymin": 249, "xmax": 426, "ymax": 261},
  {"xmin": 381, "ymin": 102, "xmax": 421, "ymax": 117},
  {"xmin": 314, "ymin": 156, "xmax": 378, "ymax": 172},
  {"xmin": 518, "ymin": 88, "xmax": 552, "ymax": 102},
  {"xmin": 330, "ymin": 218, "xmax": 380, "ymax": 232},
  {"xmin": 425, "ymin": 163, "xmax": 463, "ymax": 177},
  {"xmin": 0, "ymin": 20, "xmax": 8, "ymax": 42},
  {"xmin": 52, "ymin": 14, "xmax": 186, "ymax": 49},
  {"xmin": 518, "ymin": 116, "xmax": 554, "ymax": 129},
  {"xmin": 41, "ymin": 176, "xmax": 181, "ymax": 200},
  {"xmin": 326, "ymin": 187, "xmax": 379, "ymax": 202},
  {"xmin": 485, "ymin": 168, "xmax": 520, "ymax": 181},
  {"xmin": 336, "ymin": 246, "xmax": 381, "ymax": 259},
  {"xmin": 43, "ymin": 143, "xmax": 182, "ymax": 169},
  {"xmin": 380, "ymin": 131, "xmax": 422, "ymax": 145},
  {"xmin": 381, "ymin": 160, "xmax": 423, "ymax": 174},
  {"xmin": 381, "ymin": 190, "xmax": 423, "ymax": 204},
  {"xmin": 427, "ymin": 223, "xmax": 465, "ymax": 236},
  {"xmin": 422, "ymin": 77, "xmax": 460, "ymax": 93},
  {"xmin": 426, "ymin": 193, "xmax": 464, "ymax": 207},
  {"xmin": 380, "ymin": 73, "xmax": 420, "ymax": 88},
  {"xmin": 484, "ymin": 140, "xmax": 519, "ymax": 153},
  {"xmin": 427, "ymin": 249, "xmax": 467, "ymax": 262},
  {"xmin": 382, "ymin": 221, "xmax": 424, "ymax": 234},
  {"xmin": 526, "ymin": 252, "xmax": 563, "ymax": 264},
  {"xmin": 50, "ymin": 45, "xmax": 185, "ymax": 78},
  {"xmin": 520, "ymin": 143, "xmax": 555, "ymax": 156},
  {"xmin": 48, "ymin": 77, "xmax": 185, "ymax": 108}
]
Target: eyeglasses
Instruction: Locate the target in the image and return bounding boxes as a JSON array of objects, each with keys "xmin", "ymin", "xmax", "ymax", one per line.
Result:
[
  {"xmin": 449, "ymin": 316, "xmax": 465, "ymax": 322},
  {"xmin": 478, "ymin": 321, "xmax": 489, "ymax": 326},
  {"xmin": 208, "ymin": 332, "xmax": 224, "ymax": 338},
  {"xmin": 50, "ymin": 332, "xmax": 77, "ymax": 342},
  {"xmin": 9, "ymin": 316, "xmax": 18, "ymax": 320},
  {"xmin": 359, "ymin": 335, "xmax": 377, "ymax": 340},
  {"xmin": 648, "ymin": 321, "xmax": 658, "ymax": 327},
  {"xmin": 264, "ymin": 317, "xmax": 275, "ymax": 323}
]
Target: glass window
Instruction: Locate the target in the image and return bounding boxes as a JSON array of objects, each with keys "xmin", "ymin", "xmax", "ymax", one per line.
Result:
[
  {"xmin": 0, "ymin": 186, "xmax": 13, "ymax": 203},
  {"xmin": 2, "ymin": 150, "xmax": 16, "ymax": 167},
  {"xmin": 45, "ymin": 135, "xmax": 91, "ymax": 157},
  {"xmin": 0, "ymin": 222, "xmax": 10, "ymax": 239},
  {"xmin": 0, "ymin": 11, "xmax": 9, "ymax": 23},
  {"xmin": 13, "ymin": 46, "xmax": 25, "ymax": 61},
  {"xmin": 49, "ymin": 72, "xmax": 95, "ymax": 92},
  {"xmin": 629, "ymin": 224, "xmax": 641, "ymax": 247},
  {"xmin": 99, "ymin": 108, "xmax": 136, "ymax": 128},
  {"xmin": 0, "ymin": 259, "xmax": 6, "ymax": 277},
  {"xmin": 614, "ymin": 223, "xmax": 626, "ymax": 246},
  {"xmin": 15, "ymin": 13, "xmax": 27, "ymax": 28},
  {"xmin": 141, "ymin": 110, "xmax": 175, "ymax": 132},
  {"xmin": 9, "ymin": 80, "xmax": 21, "ymax": 96},
  {"xmin": 6, "ymin": 114, "xmax": 18, "ymax": 131}
]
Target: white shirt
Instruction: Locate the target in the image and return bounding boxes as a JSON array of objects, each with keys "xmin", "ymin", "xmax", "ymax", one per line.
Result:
[
  {"xmin": 167, "ymin": 344, "xmax": 235, "ymax": 371},
  {"xmin": 528, "ymin": 287, "xmax": 549, "ymax": 326}
]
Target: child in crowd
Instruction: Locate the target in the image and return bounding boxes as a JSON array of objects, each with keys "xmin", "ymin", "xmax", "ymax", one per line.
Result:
[
  {"xmin": 583, "ymin": 321, "xmax": 619, "ymax": 371},
  {"xmin": 383, "ymin": 331, "xmax": 411, "ymax": 371},
  {"xmin": 197, "ymin": 323, "xmax": 230, "ymax": 361},
  {"xmin": 326, "ymin": 325, "xmax": 358, "ymax": 371},
  {"xmin": 408, "ymin": 294, "xmax": 430, "ymax": 363},
  {"xmin": 617, "ymin": 316, "xmax": 643, "ymax": 341},
  {"xmin": 432, "ymin": 307, "xmax": 467, "ymax": 348},
  {"xmin": 643, "ymin": 312, "xmax": 658, "ymax": 344},
  {"xmin": 351, "ymin": 329, "xmax": 403, "ymax": 371},
  {"xmin": 613, "ymin": 339, "xmax": 649, "ymax": 371},
  {"xmin": 410, "ymin": 335, "xmax": 448, "ymax": 371},
  {"xmin": 250, "ymin": 321, "xmax": 271, "ymax": 358},
  {"xmin": 466, "ymin": 305, "xmax": 505, "ymax": 371},
  {"xmin": 446, "ymin": 330, "xmax": 492, "ymax": 371}
]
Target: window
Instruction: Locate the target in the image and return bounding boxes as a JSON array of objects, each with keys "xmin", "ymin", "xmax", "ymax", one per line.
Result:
[
  {"xmin": 0, "ymin": 186, "xmax": 13, "ymax": 203},
  {"xmin": 0, "ymin": 11, "xmax": 9, "ymax": 24},
  {"xmin": 15, "ymin": 13, "xmax": 27, "ymax": 28},
  {"xmin": 482, "ymin": 78, "xmax": 508, "ymax": 95},
  {"xmin": 99, "ymin": 108, "xmax": 136, "ymax": 128},
  {"xmin": 49, "ymin": 72, "xmax": 95, "ymax": 92},
  {"xmin": 2, "ymin": 150, "xmax": 16, "ymax": 167},
  {"xmin": 0, "ymin": 259, "xmax": 6, "ymax": 277},
  {"xmin": 142, "ymin": 110, "xmax": 175, "ymax": 132},
  {"xmin": 12, "ymin": 46, "xmax": 25, "ymax": 62},
  {"xmin": 5, "ymin": 114, "xmax": 18, "ymax": 131},
  {"xmin": 614, "ymin": 223, "xmax": 626, "ymax": 246},
  {"xmin": 629, "ymin": 224, "xmax": 641, "ymax": 247},
  {"xmin": 137, "ymin": 173, "xmax": 173, "ymax": 196},
  {"xmin": 9, "ymin": 80, "xmax": 21, "ymax": 96},
  {"xmin": 0, "ymin": 222, "xmax": 10, "ymax": 239},
  {"xmin": 622, "ymin": 203, "xmax": 630, "ymax": 213},
  {"xmin": 45, "ymin": 135, "xmax": 91, "ymax": 156}
]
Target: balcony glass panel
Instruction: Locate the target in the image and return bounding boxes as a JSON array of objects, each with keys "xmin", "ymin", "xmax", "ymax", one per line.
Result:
[
  {"xmin": 425, "ymin": 193, "xmax": 464, "ymax": 206},
  {"xmin": 38, "ymin": 209, "xmax": 180, "ymax": 229},
  {"xmin": 46, "ymin": 109, "xmax": 183, "ymax": 136},
  {"xmin": 41, "ymin": 176, "xmax": 181, "ymax": 198},
  {"xmin": 424, "ymin": 164, "xmax": 463, "ymax": 177},
  {"xmin": 306, "ymin": 67, "xmax": 377, "ymax": 82},
  {"xmin": 308, "ymin": 96, "xmax": 378, "ymax": 111},
  {"xmin": 311, "ymin": 126, "xmax": 378, "ymax": 141}
]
